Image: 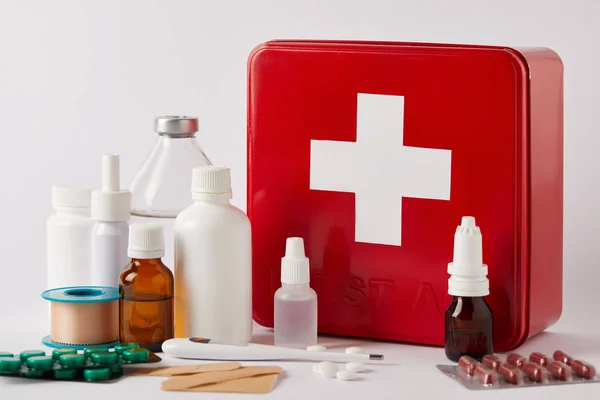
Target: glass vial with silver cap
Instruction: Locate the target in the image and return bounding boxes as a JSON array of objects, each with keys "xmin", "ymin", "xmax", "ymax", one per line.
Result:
[{"xmin": 129, "ymin": 116, "xmax": 212, "ymax": 218}]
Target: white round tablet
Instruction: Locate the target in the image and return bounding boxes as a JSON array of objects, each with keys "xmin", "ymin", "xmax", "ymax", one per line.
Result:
[
  {"xmin": 337, "ymin": 370, "xmax": 358, "ymax": 381},
  {"xmin": 345, "ymin": 346, "xmax": 365, "ymax": 354},
  {"xmin": 307, "ymin": 345, "xmax": 327, "ymax": 351},
  {"xmin": 346, "ymin": 361, "xmax": 366, "ymax": 373},
  {"xmin": 312, "ymin": 363, "xmax": 321, "ymax": 374},
  {"xmin": 318, "ymin": 361, "xmax": 338, "ymax": 378}
]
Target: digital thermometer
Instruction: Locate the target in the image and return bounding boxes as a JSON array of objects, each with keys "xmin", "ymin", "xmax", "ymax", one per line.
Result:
[{"xmin": 162, "ymin": 338, "xmax": 385, "ymax": 362}]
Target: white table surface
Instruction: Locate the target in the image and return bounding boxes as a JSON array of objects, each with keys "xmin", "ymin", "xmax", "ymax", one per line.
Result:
[{"xmin": 2, "ymin": 316, "xmax": 600, "ymax": 400}]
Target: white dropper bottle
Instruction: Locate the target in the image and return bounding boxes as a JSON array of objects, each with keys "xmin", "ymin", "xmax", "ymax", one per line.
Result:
[
  {"xmin": 90, "ymin": 154, "xmax": 132, "ymax": 287},
  {"xmin": 274, "ymin": 237, "xmax": 318, "ymax": 349}
]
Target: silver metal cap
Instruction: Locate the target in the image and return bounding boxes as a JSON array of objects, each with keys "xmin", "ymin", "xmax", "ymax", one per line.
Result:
[{"xmin": 154, "ymin": 116, "xmax": 198, "ymax": 136}]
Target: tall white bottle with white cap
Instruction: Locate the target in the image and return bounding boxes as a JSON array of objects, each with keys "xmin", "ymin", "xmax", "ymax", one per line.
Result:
[
  {"xmin": 174, "ymin": 166, "xmax": 252, "ymax": 345},
  {"xmin": 90, "ymin": 154, "xmax": 132, "ymax": 287},
  {"xmin": 274, "ymin": 237, "xmax": 318, "ymax": 349}
]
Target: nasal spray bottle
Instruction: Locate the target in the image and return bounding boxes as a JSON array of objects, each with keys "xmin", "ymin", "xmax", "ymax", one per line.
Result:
[
  {"xmin": 445, "ymin": 216, "xmax": 493, "ymax": 362},
  {"xmin": 274, "ymin": 237, "xmax": 318, "ymax": 349},
  {"xmin": 90, "ymin": 154, "xmax": 131, "ymax": 287}
]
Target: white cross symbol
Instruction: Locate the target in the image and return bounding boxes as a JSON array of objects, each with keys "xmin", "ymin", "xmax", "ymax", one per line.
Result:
[{"xmin": 309, "ymin": 93, "xmax": 452, "ymax": 246}]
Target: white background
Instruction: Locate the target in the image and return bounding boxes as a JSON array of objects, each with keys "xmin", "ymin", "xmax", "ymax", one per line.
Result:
[{"xmin": 1, "ymin": 0, "xmax": 599, "ymax": 398}]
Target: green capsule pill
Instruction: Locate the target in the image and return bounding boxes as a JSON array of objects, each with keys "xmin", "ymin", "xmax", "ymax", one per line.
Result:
[
  {"xmin": 84, "ymin": 346, "xmax": 109, "ymax": 358},
  {"xmin": 0, "ymin": 357, "xmax": 22, "ymax": 372},
  {"xmin": 83, "ymin": 367, "xmax": 110, "ymax": 382},
  {"xmin": 26, "ymin": 356, "xmax": 54, "ymax": 371},
  {"xmin": 123, "ymin": 348, "xmax": 149, "ymax": 363},
  {"xmin": 91, "ymin": 351, "xmax": 118, "ymax": 365},
  {"xmin": 109, "ymin": 363, "xmax": 123, "ymax": 374},
  {"xmin": 24, "ymin": 370, "xmax": 45, "ymax": 378},
  {"xmin": 0, "ymin": 352, "xmax": 14, "ymax": 358},
  {"xmin": 54, "ymin": 368, "xmax": 78, "ymax": 380},
  {"xmin": 52, "ymin": 348, "xmax": 77, "ymax": 360},
  {"xmin": 59, "ymin": 353, "xmax": 86, "ymax": 368},
  {"xmin": 114, "ymin": 342, "xmax": 139, "ymax": 355},
  {"xmin": 19, "ymin": 350, "xmax": 45, "ymax": 362}
]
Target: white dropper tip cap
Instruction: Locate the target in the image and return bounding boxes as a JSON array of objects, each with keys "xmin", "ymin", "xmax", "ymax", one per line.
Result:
[
  {"xmin": 447, "ymin": 216, "xmax": 489, "ymax": 297},
  {"xmin": 461, "ymin": 216, "xmax": 475, "ymax": 228},
  {"xmin": 102, "ymin": 154, "xmax": 120, "ymax": 192},
  {"xmin": 281, "ymin": 237, "xmax": 310, "ymax": 285},
  {"xmin": 285, "ymin": 237, "xmax": 305, "ymax": 258},
  {"xmin": 91, "ymin": 153, "xmax": 131, "ymax": 222}
]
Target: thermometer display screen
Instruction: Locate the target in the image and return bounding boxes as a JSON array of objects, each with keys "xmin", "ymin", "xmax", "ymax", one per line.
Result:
[{"xmin": 189, "ymin": 337, "xmax": 212, "ymax": 344}]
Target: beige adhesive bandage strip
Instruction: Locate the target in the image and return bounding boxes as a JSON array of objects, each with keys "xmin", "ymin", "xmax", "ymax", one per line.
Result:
[
  {"xmin": 161, "ymin": 366, "xmax": 284, "ymax": 391},
  {"xmin": 185, "ymin": 373, "xmax": 281, "ymax": 394},
  {"xmin": 127, "ymin": 362, "xmax": 241, "ymax": 376}
]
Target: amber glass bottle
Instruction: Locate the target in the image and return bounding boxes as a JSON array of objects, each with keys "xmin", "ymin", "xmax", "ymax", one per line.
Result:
[
  {"xmin": 445, "ymin": 216, "xmax": 493, "ymax": 362},
  {"xmin": 445, "ymin": 296, "xmax": 493, "ymax": 362},
  {"xmin": 119, "ymin": 223, "xmax": 174, "ymax": 352}
]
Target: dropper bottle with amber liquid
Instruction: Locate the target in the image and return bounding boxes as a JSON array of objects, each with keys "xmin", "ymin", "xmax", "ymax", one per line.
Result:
[
  {"xmin": 119, "ymin": 223, "xmax": 174, "ymax": 352},
  {"xmin": 445, "ymin": 216, "xmax": 493, "ymax": 362}
]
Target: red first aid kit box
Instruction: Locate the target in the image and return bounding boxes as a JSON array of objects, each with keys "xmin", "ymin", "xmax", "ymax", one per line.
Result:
[{"xmin": 247, "ymin": 40, "xmax": 563, "ymax": 351}]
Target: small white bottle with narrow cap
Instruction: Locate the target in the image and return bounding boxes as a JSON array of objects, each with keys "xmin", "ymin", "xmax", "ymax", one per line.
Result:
[
  {"xmin": 274, "ymin": 237, "xmax": 318, "ymax": 349},
  {"xmin": 174, "ymin": 166, "xmax": 252, "ymax": 345},
  {"xmin": 90, "ymin": 154, "xmax": 132, "ymax": 287}
]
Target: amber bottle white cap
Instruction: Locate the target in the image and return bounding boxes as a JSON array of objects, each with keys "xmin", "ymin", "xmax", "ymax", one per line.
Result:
[
  {"xmin": 447, "ymin": 216, "xmax": 489, "ymax": 297},
  {"xmin": 128, "ymin": 223, "xmax": 165, "ymax": 259}
]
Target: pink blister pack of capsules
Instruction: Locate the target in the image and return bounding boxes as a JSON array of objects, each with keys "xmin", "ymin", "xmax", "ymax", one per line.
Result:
[{"xmin": 437, "ymin": 350, "xmax": 599, "ymax": 390}]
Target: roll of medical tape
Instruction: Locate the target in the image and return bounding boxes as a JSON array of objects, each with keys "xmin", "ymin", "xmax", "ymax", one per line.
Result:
[{"xmin": 41, "ymin": 286, "xmax": 119, "ymax": 348}]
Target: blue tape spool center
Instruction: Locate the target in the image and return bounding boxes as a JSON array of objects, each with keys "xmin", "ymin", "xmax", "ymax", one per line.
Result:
[
  {"xmin": 41, "ymin": 286, "xmax": 120, "ymax": 303},
  {"xmin": 64, "ymin": 288, "xmax": 104, "ymax": 297}
]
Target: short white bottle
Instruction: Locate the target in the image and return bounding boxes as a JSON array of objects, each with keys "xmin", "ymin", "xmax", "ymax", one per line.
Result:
[
  {"xmin": 274, "ymin": 237, "xmax": 318, "ymax": 349},
  {"xmin": 174, "ymin": 166, "xmax": 252, "ymax": 345},
  {"xmin": 47, "ymin": 185, "xmax": 94, "ymax": 289},
  {"xmin": 90, "ymin": 154, "xmax": 131, "ymax": 287}
]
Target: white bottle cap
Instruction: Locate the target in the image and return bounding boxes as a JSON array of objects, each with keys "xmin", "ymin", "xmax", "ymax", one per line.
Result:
[
  {"xmin": 91, "ymin": 154, "xmax": 131, "ymax": 222},
  {"xmin": 191, "ymin": 166, "xmax": 232, "ymax": 199},
  {"xmin": 52, "ymin": 185, "xmax": 92, "ymax": 210},
  {"xmin": 281, "ymin": 237, "xmax": 310, "ymax": 284},
  {"xmin": 128, "ymin": 223, "xmax": 165, "ymax": 259},
  {"xmin": 447, "ymin": 216, "xmax": 489, "ymax": 297}
]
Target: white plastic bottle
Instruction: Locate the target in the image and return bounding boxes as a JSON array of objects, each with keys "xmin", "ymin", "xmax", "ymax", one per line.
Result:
[
  {"xmin": 274, "ymin": 237, "xmax": 318, "ymax": 348},
  {"xmin": 46, "ymin": 185, "xmax": 94, "ymax": 289},
  {"xmin": 90, "ymin": 154, "xmax": 131, "ymax": 287},
  {"xmin": 174, "ymin": 166, "xmax": 252, "ymax": 345}
]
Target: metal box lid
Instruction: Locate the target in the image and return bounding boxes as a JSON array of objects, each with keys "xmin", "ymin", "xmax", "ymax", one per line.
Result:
[{"xmin": 247, "ymin": 40, "xmax": 563, "ymax": 351}]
